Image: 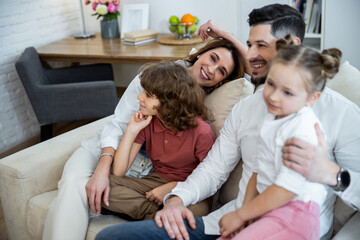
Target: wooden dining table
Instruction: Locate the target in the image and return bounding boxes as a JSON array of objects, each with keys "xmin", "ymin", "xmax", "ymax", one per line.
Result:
[{"xmin": 37, "ymin": 33, "xmax": 207, "ymax": 65}]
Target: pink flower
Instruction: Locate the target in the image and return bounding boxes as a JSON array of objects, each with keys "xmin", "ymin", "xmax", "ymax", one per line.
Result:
[
  {"xmin": 85, "ymin": 0, "xmax": 90, "ymax": 5},
  {"xmin": 92, "ymin": 2, "xmax": 98, "ymax": 11},
  {"xmin": 114, "ymin": 0, "xmax": 120, "ymax": 5},
  {"xmin": 107, "ymin": 2, "xmax": 118, "ymax": 13}
]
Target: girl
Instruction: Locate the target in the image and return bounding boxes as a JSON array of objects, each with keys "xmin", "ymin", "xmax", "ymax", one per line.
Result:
[
  {"xmin": 102, "ymin": 61, "xmax": 216, "ymax": 220},
  {"xmin": 218, "ymin": 35, "xmax": 342, "ymax": 239}
]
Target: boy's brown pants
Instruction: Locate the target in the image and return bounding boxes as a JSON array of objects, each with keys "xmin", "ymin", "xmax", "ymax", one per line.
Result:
[{"xmin": 102, "ymin": 172, "xmax": 212, "ymax": 220}]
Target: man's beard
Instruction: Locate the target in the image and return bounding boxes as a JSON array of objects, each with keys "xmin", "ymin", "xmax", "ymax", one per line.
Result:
[{"xmin": 251, "ymin": 75, "xmax": 267, "ymax": 88}]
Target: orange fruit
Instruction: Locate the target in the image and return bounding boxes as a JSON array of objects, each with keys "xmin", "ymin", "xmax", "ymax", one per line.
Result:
[{"xmin": 180, "ymin": 13, "xmax": 195, "ymax": 27}]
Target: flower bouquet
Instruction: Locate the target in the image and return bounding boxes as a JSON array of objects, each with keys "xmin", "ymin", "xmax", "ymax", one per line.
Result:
[
  {"xmin": 85, "ymin": 0, "xmax": 121, "ymax": 38},
  {"xmin": 85, "ymin": 0, "xmax": 120, "ymax": 20}
]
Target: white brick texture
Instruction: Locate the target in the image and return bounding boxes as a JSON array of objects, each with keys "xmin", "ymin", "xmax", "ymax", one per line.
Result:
[{"xmin": 0, "ymin": 0, "xmax": 81, "ymax": 154}]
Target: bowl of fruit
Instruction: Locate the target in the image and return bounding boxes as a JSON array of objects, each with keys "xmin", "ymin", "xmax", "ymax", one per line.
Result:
[{"xmin": 168, "ymin": 14, "xmax": 199, "ymax": 40}]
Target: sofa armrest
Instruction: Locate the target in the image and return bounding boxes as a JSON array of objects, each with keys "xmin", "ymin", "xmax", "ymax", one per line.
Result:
[
  {"xmin": 332, "ymin": 211, "xmax": 360, "ymax": 239},
  {"xmin": 0, "ymin": 115, "xmax": 112, "ymax": 240}
]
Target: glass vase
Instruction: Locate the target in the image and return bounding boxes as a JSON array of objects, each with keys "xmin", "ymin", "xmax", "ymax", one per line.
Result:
[{"xmin": 100, "ymin": 17, "xmax": 120, "ymax": 39}]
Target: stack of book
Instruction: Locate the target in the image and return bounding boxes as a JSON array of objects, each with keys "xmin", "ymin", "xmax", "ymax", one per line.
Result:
[{"xmin": 123, "ymin": 29, "xmax": 159, "ymax": 46}]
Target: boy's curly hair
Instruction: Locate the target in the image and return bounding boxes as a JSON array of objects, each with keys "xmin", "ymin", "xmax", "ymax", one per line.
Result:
[{"xmin": 139, "ymin": 61, "xmax": 213, "ymax": 132}]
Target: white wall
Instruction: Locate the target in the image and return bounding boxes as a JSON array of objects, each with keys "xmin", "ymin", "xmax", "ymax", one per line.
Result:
[
  {"xmin": 84, "ymin": 0, "xmax": 240, "ymax": 38},
  {"xmin": 324, "ymin": 0, "xmax": 360, "ymax": 69},
  {"xmin": 0, "ymin": 0, "xmax": 80, "ymax": 155}
]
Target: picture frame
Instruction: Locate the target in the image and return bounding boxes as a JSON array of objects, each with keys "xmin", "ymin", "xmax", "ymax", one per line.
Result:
[{"xmin": 120, "ymin": 3, "xmax": 150, "ymax": 38}]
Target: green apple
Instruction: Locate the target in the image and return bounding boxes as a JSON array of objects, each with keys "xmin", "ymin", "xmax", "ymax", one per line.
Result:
[
  {"xmin": 193, "ymin": 16, "xmax": 199, "ymax": 24},
  {"xmin": 169, "ymin": 25, "xmax": 177, "ymax": 33},
  {"xmin": 169, "ymin": 15, "xmax": 179, "ymax": 24},
  {"xmin": 177, "ymin": 25, "xmax": 185, "ymax": 35},
  {"xmin": 189, "ymin": 24, "xmax": 197, "ymax": 33}
]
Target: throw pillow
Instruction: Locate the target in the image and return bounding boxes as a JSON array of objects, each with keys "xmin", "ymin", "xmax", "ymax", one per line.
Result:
[
  {"xmin": 205, "ymin": 78, "xmax": 255, "ymax": 137},
  {"xmin": 326, "ymin": 61, "xmax": 360, "ymax": 107}
]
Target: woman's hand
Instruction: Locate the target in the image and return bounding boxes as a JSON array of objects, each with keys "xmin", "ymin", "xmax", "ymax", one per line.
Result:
[
  {"xmin": 127, "ymin": 111, "xmax": 152, "ymax": 134},
  {"xmin": 197, "ymin": 20, "xmax": 251, "ymax": 75},
  {"xmin": 86, "ymin": 148, "xmax": 114, "ymax": 216},
  {"xmin": 146, "ymin": 182, "xmax": 178, "ymax": 206},
  {"xmin": 218, "ymin": 210, "xmax": 246, "ymax": 238},
  {"xmin": 197, "ymin": 20, "xmax": 231, "ymax": 41}
]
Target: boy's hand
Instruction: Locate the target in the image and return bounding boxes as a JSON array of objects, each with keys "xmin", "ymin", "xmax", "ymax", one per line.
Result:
[
  {"xmin": 146, "ymin": 182, "xmax": 177, "ymax": 206},
  {"xmin": 218, "ymin": 210, "xmax": 246, "ymax": 238},
  {"xmin": 128, "ymin": 111, "xmax": 152, "ymax": 134}
]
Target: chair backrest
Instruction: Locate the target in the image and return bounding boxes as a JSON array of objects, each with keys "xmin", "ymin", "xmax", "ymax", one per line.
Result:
[{"xmin": 15, "ymin": 47, "xmax": 47, "ymax": 123}]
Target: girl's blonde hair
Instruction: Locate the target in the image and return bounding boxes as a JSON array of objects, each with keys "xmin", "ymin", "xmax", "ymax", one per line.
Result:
[
  {"xmin": 139, "ymin": 61, "xmax": 213, "ymax": 132},
  {"xmin": 273, "ymin": 34, "xmax": 342, "ymax": 94}
]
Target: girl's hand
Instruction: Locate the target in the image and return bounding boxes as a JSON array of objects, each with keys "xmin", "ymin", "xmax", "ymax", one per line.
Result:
[
  {"xmin": 127, "ymin": 111, "xmax": 152, "ymax": 134},
  {"xmin": 146, "ymin": 182, "xmax": 177, "ymax": 206},
  {"xmin": 218, "ymin": 210, "xmax": 246, "ymax": 238}
]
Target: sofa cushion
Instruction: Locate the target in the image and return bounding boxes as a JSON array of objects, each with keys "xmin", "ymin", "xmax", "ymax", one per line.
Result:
[
  {"xmin": 27, "ymin": 190, "xmax": 58, "ymax": 239},
  {"xmin": 26, "ymin": 190, "xmax": 126, "ymax": 240},
  {"xmin": 327, "ymin": 61, "xmax": 360, "ymax": 107},
  {"xmin": 205, "ymin": 78, "xmax": 254, "ymax": 137}
]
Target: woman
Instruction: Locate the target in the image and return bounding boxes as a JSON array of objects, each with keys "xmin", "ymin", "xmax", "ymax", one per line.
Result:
[{"xmin": 42, "ymin": 38, "xmax": 245, "ymax": 240}]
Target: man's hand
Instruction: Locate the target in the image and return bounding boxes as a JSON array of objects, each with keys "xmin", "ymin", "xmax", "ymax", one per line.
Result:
[
  {"xmin": 282, "ymin": 123, "xmax": 340, "ymax": 186},
  {"xmin": 146, "ymin": 182, "xmax": 177, "ymax": 206},
  {"xmin": 218, "ymin": 211, "xmax": 246, "ymax": 238},
  {"xmin": 154, "ymin": 196, "xmax": 195, "ymax": 240},
  {"xmin": 197, "ymin": 20, "xmax": 231, "ymax": 41}
]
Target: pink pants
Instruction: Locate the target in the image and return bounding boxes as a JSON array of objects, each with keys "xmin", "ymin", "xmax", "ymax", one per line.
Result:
[{"xmin": 218, "ymin": 200, "xmax": 320, "ymax": 240}]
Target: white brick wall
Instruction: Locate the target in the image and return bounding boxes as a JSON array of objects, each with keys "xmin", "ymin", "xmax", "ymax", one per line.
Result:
[{"xmin": 0, "ymin": 0, "xmax": 81, "ymax": 154}]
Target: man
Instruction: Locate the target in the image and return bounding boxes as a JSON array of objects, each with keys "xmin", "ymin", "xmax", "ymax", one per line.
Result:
[{"xmin": 95, "ymin": 4, "xmax": 360, "ymax": 240}]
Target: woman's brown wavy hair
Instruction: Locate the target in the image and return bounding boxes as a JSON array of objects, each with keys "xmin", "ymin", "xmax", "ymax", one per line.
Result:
[
  {"xmin": 184, "ymin": 38, "xmax": 245, "ymax": 94},
  {"xmin": 139, "ymin": 61, "xmax": 213, "ymax": 132}
]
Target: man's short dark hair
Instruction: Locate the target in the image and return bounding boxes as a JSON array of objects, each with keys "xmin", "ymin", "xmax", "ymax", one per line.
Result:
[{"xmin": 248, "ymin": 4, "xmax": 305, "ymax": 42}]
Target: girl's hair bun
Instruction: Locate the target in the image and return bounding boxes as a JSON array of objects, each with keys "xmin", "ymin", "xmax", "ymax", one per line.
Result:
[
  {"xmin": 276, "ymin": 34, "xmax": 295, "ymax": 51},
  {"xmin": 320, "ymin": 48, "xmax": 342, "ymax": 80}
]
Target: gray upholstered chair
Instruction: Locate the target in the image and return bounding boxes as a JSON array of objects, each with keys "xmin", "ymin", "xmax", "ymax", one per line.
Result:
[{"xmin": 15, "ymin": 47, "xmax": 119, "ymax": 141}]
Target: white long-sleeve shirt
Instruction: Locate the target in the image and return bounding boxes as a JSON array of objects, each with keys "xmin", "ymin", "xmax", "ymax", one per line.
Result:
[
  {"xmin": 169, "ymin": 88, "xmax": 360, "ymax": 237},
  {"xmin": 81, "ymin": 73, "xmax": 142, "ymax": 157}
]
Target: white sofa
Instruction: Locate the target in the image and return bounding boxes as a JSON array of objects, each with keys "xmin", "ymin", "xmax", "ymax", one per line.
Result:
[{"xmin": 1, "ymin": 61, "xmax": 359, "ymax": 240}]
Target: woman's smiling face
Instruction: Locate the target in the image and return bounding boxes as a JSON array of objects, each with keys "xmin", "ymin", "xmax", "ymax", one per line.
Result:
[{"xmin": 188, "ymin": 47, "xmax": 235, "ymax": 87}]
